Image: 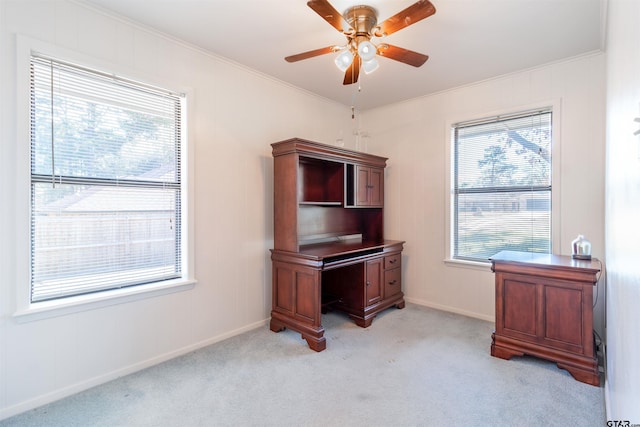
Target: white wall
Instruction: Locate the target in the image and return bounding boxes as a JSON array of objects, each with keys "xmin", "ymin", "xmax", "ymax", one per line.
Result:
[
  {"xmin": 0, "ymin": 0, "xmax": 356, "ymax": 419},
  {"xmin": 360, "ymin": 53, "xmax": 606, "ymax": 331},
  {"xmin": 0, "ymin": 0, "xmax": 618, "ymax": 421},
  {"xmin": 604, "ymin": 0, "xmax": 640, "ymax": 421}
]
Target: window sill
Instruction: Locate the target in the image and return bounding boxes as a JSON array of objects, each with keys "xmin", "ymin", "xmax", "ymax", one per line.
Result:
[
  {"xmin": 444, "ymin": 258, "xmax": 493, "ymax": 271},
  {"xmin": 13, "ymin": 278, "xmax": 197, "ymax": 323}
]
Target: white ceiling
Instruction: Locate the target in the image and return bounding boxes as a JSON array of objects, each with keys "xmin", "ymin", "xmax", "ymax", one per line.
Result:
[{"xmin": 82, "ymin": 0, "xmax": 605, "ymax": 110}]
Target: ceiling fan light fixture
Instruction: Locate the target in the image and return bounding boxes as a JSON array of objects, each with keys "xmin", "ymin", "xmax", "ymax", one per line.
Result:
[
  {"xmin": 357, "ymin": 40, "xmax": 377, "ymax": 62},
  {"xmin": 286, "ymin": 0, "xmax": 436, "ymax": 85},
  {"xmin": 362, "ymin": 57, "xmax": 379, "ymax": 74},
  {"xmin": 334, "ymin": 49, "xmax": 354, "ymax": 72}
]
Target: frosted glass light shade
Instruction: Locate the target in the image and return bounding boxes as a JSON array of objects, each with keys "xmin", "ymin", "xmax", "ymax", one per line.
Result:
[
  {"xmin": 334, "ymin": 50, "xmax": 354, "ymax": 72},
  {"xmin": 362, "ymin": 58, "xmax": 379, "ymax": 74},
  {"xmin": 357, "ymin": 41, "xmax": 377, "ymax": 61}
]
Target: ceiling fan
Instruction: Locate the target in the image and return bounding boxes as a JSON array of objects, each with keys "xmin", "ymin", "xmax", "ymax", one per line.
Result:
[{"xmin": 285, "ymin": 0, "xmax": 436, "ymax": 85}]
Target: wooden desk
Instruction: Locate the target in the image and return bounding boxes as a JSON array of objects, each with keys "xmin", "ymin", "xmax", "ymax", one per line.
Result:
[
  {"xmin": 270, "ymin": 240, "xmax": 404, "ymax": 352},
  {"xmin": 269, "ymin": 138, "xmax": 405, "ymax": 351},
  {"xmin": 490, "ymin": 250, "xmax": 601, "ymax": 385}
]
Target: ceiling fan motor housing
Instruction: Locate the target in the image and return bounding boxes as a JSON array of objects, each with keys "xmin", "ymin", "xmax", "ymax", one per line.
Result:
[{"xmin": 344, "ymin": 5, "xmax": 378, "ymax": 36}]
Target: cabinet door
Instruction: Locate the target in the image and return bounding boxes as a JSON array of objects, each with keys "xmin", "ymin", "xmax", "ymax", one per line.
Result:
[
  {"xmin": 499, "ymin": 277, "xmax": 538, "ymax": 339},
  {"xmin": 356, "ymin": 166, "xmax": 371, "ymax": 206},
  {"xmin": 355, "ymin": 166, "xmax": 384, "ymax": 207},
  {"xmin": 541, "ymin": 282, "xmax": 592, "ymax": 355},
  {"xmin": 365, "ymin": 258, "xmax": 383, "ymax": 305},
  {"xmin": 368, "ymin": 167, "xmax": 384, "ymax": 206}
]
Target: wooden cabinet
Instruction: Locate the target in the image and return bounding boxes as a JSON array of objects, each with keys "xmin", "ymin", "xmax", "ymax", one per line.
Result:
[
  {"xmin": 355, "ymin": 165, "xmax": 384, "ymax": 207},
  {"xmin": 345, "ymin": 164, "xmax": 384, "ymax": 207},
  {"xmin": 490, "ymin": 251, "xmax": 601, "ymax": 386},
  {"xmin": 270, "ymin": 138, "xmax": 404, "ymax": 351}
]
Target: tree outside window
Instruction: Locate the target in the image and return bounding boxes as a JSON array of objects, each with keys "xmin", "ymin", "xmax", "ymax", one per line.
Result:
[{"xmin": 453, "ymin": 110, "xmax": 552, "ymax": 262}]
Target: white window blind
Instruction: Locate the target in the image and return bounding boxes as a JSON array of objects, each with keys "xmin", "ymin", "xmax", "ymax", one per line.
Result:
[
  {"xmin": 453, "ymin": 109, "xmax": 552, "ymax": 262},
  {"xmin": 30, "ymin": 54, "xmax": 184, "ymax": 302}
]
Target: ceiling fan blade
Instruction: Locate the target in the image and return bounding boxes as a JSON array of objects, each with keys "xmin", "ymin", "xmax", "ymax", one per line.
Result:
[
  {"xmin": 377, "ymin": 44, "xmax": 429, "ymax": 67},
  {"xmin": 307, "ymin": 0, "xmax": 349, "ymax": 33},
  {"xmin": 285, "ymin": 46, "xmax": 338, "ymax": 63},
  {"xmin": 376, "ymin": 0, "xmax": 436, "ymax": 37},
  {"xmin": 343, "ymin": 56, "xmax": 361, "ymax": 85}
]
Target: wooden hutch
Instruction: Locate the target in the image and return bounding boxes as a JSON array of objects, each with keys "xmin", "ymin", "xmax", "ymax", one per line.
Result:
[{"xmin": 270, "ymin": 138, "xmax": 405, "ymax": 351}]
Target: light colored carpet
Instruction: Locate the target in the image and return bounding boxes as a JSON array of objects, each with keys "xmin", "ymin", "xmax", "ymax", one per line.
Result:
[{"xmin": 1, "ymin": 304, "xmax": 605, "ymax": 426}]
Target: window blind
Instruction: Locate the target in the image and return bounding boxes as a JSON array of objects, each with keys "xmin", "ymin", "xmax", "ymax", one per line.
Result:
[
  {"xmin": 453, "ymin": 109, "xmax": 552, "ymax": 262},
  {"xmin": 30, "ymin": 54, "xmax": 184, "ymax": 302}
]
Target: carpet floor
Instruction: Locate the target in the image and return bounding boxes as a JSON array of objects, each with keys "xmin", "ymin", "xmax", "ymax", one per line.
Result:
[{"xmin": 0, "ymin": 304, "xmax": 605, "ymax": 426}]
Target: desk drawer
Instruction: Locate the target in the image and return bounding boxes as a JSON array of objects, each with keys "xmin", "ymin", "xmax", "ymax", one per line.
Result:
[
  {"xmin": 384, "ymin": 254, "xmax": 401, "ymax": 270},
  {"xmin": 384, "ymin": 268, "xmax": 401, "ymax": 298}
]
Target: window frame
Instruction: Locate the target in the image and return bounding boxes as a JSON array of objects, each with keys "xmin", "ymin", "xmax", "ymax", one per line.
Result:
[
  {"xmin": 15, "ymin": 36, "xmax": 196, "ymax": 322},
  {"xmin": 444, "ymin": 101, "xmax": 562, "ymax": 268}
]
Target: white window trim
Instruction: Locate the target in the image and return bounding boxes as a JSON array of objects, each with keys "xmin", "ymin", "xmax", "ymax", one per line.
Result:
[
  {"xmin": 14, "ymin": 35, "xmax": 196, "ymax": 322},
  {"xmin": 443, "ymin": 99, "xmax": 562, "ymax": 268}
]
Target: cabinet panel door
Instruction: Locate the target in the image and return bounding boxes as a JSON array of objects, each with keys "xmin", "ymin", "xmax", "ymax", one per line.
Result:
[
  {"xmin": 542, "ymin": 284, "xmax": 586, "ymax": 352},
  {"xmin": 355, "ymin": 166, "xmax": 384, "ymax": 207},
  {"xmin": 502, "ymin": 278, "xmax": 537, "ymax": 338},
  {"xmin": 365, "ymin": 258, "xmax": 383, "ymax": 305},
  {"xmin": 368, "ymin": 167, "xmax": 384, "ymax": 207},
  {"xmin": 356, "ymin": 166, "xmax": 370, "ymax": 206}
]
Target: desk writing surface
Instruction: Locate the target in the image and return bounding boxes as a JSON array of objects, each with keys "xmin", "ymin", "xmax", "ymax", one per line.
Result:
[{"xmin": 298, "ymin": 239, "xmax": 402, "ymax": 260}]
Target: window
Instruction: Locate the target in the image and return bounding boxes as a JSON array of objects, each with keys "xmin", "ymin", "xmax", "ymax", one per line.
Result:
[
  {"xmin": 452, "ymin": 109, "xmax": 552, "ymax": 262},
  {"xmin": 30, "ymin": 54, "xmax": 185, "ymax": 302}
]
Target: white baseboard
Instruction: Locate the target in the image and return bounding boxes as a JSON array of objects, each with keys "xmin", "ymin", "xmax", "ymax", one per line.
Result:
[
  {"xmin": 404, "ymin": 297, "xmax": 495, "ymax": 323},
  {"xmin": 0, "ymin": 318, "xmax": 269, "ymax": 421}
]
